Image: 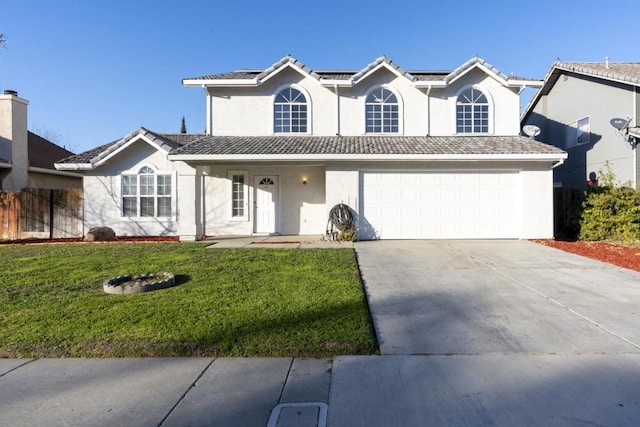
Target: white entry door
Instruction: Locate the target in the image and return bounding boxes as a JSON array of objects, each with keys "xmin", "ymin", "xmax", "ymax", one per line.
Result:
[{"xmin": 254, "ymin": 176, "xmax": 279, "ymax": 234}]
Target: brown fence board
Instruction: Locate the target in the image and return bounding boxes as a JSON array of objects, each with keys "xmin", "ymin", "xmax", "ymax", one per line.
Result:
[
  {"xmin": 0, "ymin": 192, "xmax": 20, "ymax": 240},
  {"xmin": 0, "ymin": 188, "xmax": 83, "ymax": 240}
]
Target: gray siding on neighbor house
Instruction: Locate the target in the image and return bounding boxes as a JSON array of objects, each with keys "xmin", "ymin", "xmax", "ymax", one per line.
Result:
[{"xmin": 526, "ymin": 73, "xmax": 636, "ymax": 188}]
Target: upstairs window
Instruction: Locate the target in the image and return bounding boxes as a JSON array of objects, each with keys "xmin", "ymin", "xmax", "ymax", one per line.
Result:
[
  {"xmin": 456, "ymin": 87, "xmax": 489, "ymax": 134},
  {"xmin": 274, "ymin": 87, "xmax": 308, "ymax": 133},
  {"xmin": 366, "ymin": 87, "xmax": 399, "ymax": 133},
  {"xmin": 122, "ymin": 166, "xmax": 172, "ymax": 218}
]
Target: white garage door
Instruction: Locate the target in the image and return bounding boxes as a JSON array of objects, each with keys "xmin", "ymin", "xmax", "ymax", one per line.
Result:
[{"xmin": 361, "ymin": 171, "xmax": 519, "ymax": 239}]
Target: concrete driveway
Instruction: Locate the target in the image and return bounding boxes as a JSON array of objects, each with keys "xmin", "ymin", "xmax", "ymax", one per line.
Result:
[
  {"xmin": 355, "ymin": 239, "xmax": 640, "ymax": 355},
  {"xmin": 326, "ymin": 240, "xmax": 640, "ymax": 426}
]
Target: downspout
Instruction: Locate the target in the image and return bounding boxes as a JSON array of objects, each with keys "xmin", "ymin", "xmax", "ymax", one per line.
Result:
[
  {"xmin": 551, "ymin": 157, "xmax": 566, "ymax": 169},
  {"xmin": 633, "ymin": 89, "xmax": 637, "ymax": 189},
  {"xmin": 426, "ymin": 86, "xmax": 432, "ymax": 136},
  {"xmin": 204, "ymin": 85, "xmax": 212, "ymax": 135},
  {"xmin": 334, "ymin": 84, "xmax": 341, "ymax": 136}
]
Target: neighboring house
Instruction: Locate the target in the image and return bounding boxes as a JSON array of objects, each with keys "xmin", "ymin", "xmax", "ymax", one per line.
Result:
[
  {"xmin": 522, "ymin": 61, "xmax": 640, "ymax": 188},
  {"xmin": 0, "ymin": 90, "xmax": 82, "ymax": 191},
  {"xmin": 56, "ymin": 55, "xmax": 566, "ymax": 240}
]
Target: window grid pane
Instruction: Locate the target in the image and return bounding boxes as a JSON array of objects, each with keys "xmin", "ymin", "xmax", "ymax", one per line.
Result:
[
  {"xmin": 122, "ymin": 172, "xmax": 172, "ymax": 218},
  {"xmin": 274, "ymin": 88, "xmax": 308, "ymax": 133},
  {"xmin": 457, "ymin": 88, "xmax": 489, "ymax": 134},
  {"xmin": 123, "ymin": 197, "xmax": 137, "ymax": 217},
  {"xmin": 232, "ymin": 174, "xmax": 245, "ymax": 217},
  {"xmin": 366, "ymin": 89, "xmax": 398, "ymax": 134},
  {"xmin": 140, "ymin": 197, "xmax": 154, "ymax": 217}
]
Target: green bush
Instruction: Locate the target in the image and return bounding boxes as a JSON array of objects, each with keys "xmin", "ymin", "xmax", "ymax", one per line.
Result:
[{"xmin": 579, "ymin": 164, "xmax": 640, "ymax": 242}]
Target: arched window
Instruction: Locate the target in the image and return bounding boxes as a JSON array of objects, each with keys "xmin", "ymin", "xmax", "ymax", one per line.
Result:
[
  {"xmin": 122, "ymin": 166, "xmax": 172, "ymax": 218},
  {"xmin": 456, "ymin": 87, "xmax": 489, "ymax": 134},
  {"xmin": 366, "ymin": 87, "xmax": 399, "ymax": 133},
  {"xmin": 274, "ymin": 87, "xmax": 308, "ymax": 133}
]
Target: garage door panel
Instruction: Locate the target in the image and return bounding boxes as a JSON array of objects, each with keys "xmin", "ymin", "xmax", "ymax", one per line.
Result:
[{"xmin": 362, "ymin": 172, "xmax": 519, "ymax": 239}]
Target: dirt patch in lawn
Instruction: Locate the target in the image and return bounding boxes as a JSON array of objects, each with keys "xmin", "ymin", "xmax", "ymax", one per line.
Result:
[{"xmin": 536, "ymin": 240, "xmax": 640, "ymax": 272}]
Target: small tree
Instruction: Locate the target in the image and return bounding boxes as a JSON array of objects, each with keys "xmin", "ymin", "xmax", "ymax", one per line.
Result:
[
  {"xmin": 180, "ymin": 116, "xmax": 187, "ymax": 134},
  {"xmin": 579, "ymin": 162, "xmax": 640, "ymax": 242}
]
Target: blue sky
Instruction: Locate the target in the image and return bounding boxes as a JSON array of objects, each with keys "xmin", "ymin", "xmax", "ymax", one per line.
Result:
[{"xmin": 1, "ymin": 0, "xmax": 638, "ymax": 153}]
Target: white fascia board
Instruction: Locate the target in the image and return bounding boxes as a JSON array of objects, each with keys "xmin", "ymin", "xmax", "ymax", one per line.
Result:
[
  {"xmin": 320, "ymin": 80, "xmax": 353, "ymax": 87},
  {"xmin": 352, "ymin": 62, "xmax": 410, "ymax": 86},
  {"xmin": 0, "ymin": 162, "xmax": 12, "ymax": 169},
  {"xmin": 168, "ymin": 153, "xmax": 567, "ymax": 162},
  {"xmin": 412, "ymin": 81, "xmax": 447, "ymax": 88},
  {"xmin": 182, "ymin": 79, "xmax": 259, "ymax": 87},
  {"xmin": 29, "ymin": 166, "xmax": 83, "ymax": 178},
  {"xmin": 448, "ymin": 62, "xmax": 509, "ymax": 87},
  {"xmin": 54, "ymin": 162, "xmax": 94, "ymax": 171},
  {"xmin": 92, "ymin": 134, "xmax": 168, "ymax": 168},
  {"xmin": 258, "ymin": 62, "xmax": 315, "ymax": 84},
  {"xmin": 506, "ymin": 79, "xmax": 543, "ymax": 88}
]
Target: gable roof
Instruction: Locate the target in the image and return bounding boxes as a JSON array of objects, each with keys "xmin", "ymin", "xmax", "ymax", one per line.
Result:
[
  {"xmin": 183, "ymin": 55, "xmax": 541, "ymax": 89},
  {"xmin": 522, "ymin": 60, "xmax": 640, "ymax": 121},
  {"xmin": 55, "ymin": 128, "xmax": 207, "ymax": 170}
]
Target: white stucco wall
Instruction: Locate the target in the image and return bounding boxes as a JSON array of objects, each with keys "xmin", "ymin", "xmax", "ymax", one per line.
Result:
[
  {"xmin": 208, "ymin": 66, "xmax": 521, "ymax": 137},
  {"xmin": 519, "ymin": 166, "xmax": 555, "ymax": 239},
  {"xmin": 202, "ymin": 164, "xmax": 326, "ymax": 236},
  {"xmin": 82, "ymin": 139, "xmax": 196, "ymax": 237},
  {"xmin": 429, "ymin": 68, "xmax": 521, "ymax": 136}
]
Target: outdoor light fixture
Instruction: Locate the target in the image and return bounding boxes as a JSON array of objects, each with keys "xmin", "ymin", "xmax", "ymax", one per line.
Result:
[{"xmin": 302, "ymin": 177, "xmax": 308, "ymax": 185}]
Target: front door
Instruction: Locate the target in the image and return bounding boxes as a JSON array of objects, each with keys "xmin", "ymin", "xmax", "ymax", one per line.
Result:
[{"xmin": 254, "ymin": 175, "xmax": 279, "ymax": 234}]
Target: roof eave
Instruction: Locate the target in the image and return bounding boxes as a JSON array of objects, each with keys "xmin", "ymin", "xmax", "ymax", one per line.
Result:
[
  {"xmin": 29, "ymin": 166, "xmax": 83, "ymax": 178},
  {"xmin": 182, "ymin": 79, "xmax": 259, "ymax": 87},
  {"xmin": 0, "ymin": 162, "xmax": 11, "ymax": 169},
  {"xmin": 168, "ymin": 153, "xmax": 567, "ymax": 162},
  {"xmin": 54, "ymin": 162, "xmax": 95, "ymax": 171}
]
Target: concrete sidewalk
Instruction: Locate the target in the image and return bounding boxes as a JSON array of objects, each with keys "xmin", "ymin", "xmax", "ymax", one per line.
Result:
[{"xmin": 3, "ymin": 355, "xmax": 640, "ymax": 426}]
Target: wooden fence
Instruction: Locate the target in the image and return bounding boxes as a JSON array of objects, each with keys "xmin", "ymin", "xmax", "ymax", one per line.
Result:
[
  {"xmin": 0, "ymin": 188, "xmax": 83, "ymax": 240},
  {"xmin": 554, "ymin": 187, "xmax": 584, "ymax": 239}
]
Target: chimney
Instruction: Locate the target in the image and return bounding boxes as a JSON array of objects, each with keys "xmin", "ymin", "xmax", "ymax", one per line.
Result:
[{"xmin": 0, "ymin": 90, "xmax": 30, "ymax": 190}]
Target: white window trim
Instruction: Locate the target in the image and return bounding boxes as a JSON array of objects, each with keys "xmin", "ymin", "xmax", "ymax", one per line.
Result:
[
  {"xmin": 453, "ymin": 84, "xmax": 494, "ymax": 135},
  {"xmin": 363, "ymin": 85, "xmax": 404, "ymax": 135},
  {"xmin": 565, "ymin": 116, "xmax": 590, "ymax": 149},
  {"xmin": 229, "ymin": 170, "xmax": 249, "ymax": 221},
  {"xmin": 119, "ymin": 164, "xmax": 177, "ymax": 221},
  {"xmin": 272, "ymin": 84, "xmax": 312, "ymax": 135}
]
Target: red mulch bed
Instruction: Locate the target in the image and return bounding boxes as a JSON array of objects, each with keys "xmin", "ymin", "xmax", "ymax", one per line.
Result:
[
  {"xmin": 0, "ymin": 236, "xmax": 179, "ymax": 245},
  {"xmin": 536, "ymin": 240, "xmax": 640, "ymax": 272}
]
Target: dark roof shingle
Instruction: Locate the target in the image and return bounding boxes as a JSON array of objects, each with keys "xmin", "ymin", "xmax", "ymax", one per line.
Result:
[
  {"xmin": 169, "ymin": 135, "xmax": 565, "ymax": 157},
  {"xmin": 28, "ymin": 132, "xmax": 75, "ymax": 170},
  {"xmin": 56, "ymin": 130, "xmax": 206, "ymax": 165}
]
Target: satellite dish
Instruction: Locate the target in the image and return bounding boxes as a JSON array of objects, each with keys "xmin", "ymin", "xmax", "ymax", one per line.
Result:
[
  {"xmin": 610, "ymin": 118, "xmax": 630, "ymax": 130},
  {"xmin": 522, "ymin": 124, "xmax": 541, "ymax": 138}
]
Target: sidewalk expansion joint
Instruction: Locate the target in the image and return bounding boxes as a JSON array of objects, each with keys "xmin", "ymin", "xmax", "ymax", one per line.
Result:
[
  {"xmin": 445, "ymin": 243, "xmax": 640, "ymax": 352},
  {"xmin": 0, "ymin": 358, "xmax": 37, "ymax": 378},
  {"xmin": 157, "ymin": 358, "xmax": 217, "ymax": 426}
]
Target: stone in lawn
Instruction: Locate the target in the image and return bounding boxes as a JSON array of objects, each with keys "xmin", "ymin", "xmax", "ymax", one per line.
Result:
[{"xmin": 86, "ymin": 226, "xmax": 116, "ymax": 242}]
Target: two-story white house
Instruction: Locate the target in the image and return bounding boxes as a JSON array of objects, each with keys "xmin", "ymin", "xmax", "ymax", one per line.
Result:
[{"xmin": 56, "ymin": 55, "xmax": 566, "ymax": 240}]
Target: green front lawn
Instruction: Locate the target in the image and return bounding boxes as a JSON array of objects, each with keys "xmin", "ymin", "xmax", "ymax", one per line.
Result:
[{"xmin": 0, "ymin": 243, "xmax": 378, "ymax": 357}]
